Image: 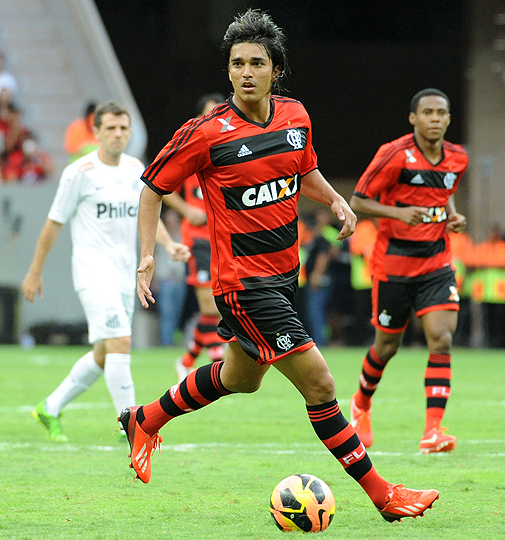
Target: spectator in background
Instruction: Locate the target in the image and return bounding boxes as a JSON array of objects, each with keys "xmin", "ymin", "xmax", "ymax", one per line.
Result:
[
  {"xmin": 152, "ymin": 207, "xmax": 188, "ymax": 346},
  {"xmin": 348, "ymin": 218, "xmax": 377, "ymax": 346},
  {"xmin": 0, "ymin": 48, "xmax": 18, "ymax": 98},
  {"xmin": 304, "ymin": 207, "xmax": 341, "ymax": 347},
  {"xmin": 2, "ymin": 130, "xmax": 54, "ymax": 183},
  {"xmin": 468, "ymin": 224, "xmax": 505, "ymax": 348},
  {"xmin": 449, "ymin": 227, "xmax": 474, "ymax": 346},
  {"xmin": 163, "ymin": 92, "xmax": 226, "ymax": 382},
  {"xmin": 64, "ymin": 101, "xmax": 98, "ymax": 163},
  {"xmin": 327, "ymin": 234, "xmax": 353, "ymax": 345},
  {"xmin": 0, "ymin": 87, "xmax": 24, "ymax": 159}
]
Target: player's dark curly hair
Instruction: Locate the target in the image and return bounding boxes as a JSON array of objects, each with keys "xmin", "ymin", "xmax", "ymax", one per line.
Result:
[
  {"xmin": 221, "ymin": 9, "xmax": 290, "ymax": 93},
  {"xmin": 410, "ymin": 88, "xmax": 450, "ymax": 114}
]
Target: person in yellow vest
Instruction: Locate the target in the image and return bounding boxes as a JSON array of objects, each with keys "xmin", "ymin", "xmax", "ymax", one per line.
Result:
[
  {"xmin": 468, "ymin": 224, "xmax": 505, "ymax": 347},
  {"xmin": 348, "ymin": 218, "xmax": 377, "ymax": 345}
]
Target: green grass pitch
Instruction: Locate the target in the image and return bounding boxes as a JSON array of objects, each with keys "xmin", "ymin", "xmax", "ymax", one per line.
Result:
[{"xmin": 1, "ymin": 344, "xmax": 503, "ymax": 539}]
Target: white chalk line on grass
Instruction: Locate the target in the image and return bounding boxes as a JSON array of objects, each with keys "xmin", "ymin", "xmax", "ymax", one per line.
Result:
[
  {"xmin": 4, "ymin": 396, "xmax": 505, "ymax": 415},
  {"xmin": 0, "ymin": 403, "xmax": 113, "ymax": 413},
  {"xmin": 0, "ymin": 440, "xmax": 504, "ymax": 458}
]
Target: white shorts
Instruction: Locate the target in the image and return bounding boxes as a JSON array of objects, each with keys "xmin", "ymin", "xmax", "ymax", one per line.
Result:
[{"xmin": 77, "ymin": 288, "xmax": 134, "ymax": 344}]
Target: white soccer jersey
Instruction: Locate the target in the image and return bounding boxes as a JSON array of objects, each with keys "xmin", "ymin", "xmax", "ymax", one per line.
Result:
[{"xmin": 48, "ymin": 150, "xmax": 144, "ymax": 292}]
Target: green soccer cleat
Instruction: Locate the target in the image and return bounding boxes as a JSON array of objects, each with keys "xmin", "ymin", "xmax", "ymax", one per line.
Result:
[{"xmin": 31, "ymin": 400, "xmax": 69, "ymax": 443}]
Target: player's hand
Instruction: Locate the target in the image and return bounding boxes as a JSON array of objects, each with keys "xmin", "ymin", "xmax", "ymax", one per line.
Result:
[
  {"xmin": 185, "ymin": 206, "xmax": 207, "ymax": 226},
  {"xmin": 137, "ymin": 255, "xmax": 156, "ymax": 308},
  {"xmin": 21, "ymin": 272, "xmax": 43, "ymax": 303},
  {"xmin": 330, "ymin": 196, "xmax": 357, "ymax": 240},
  {"xmin": 447, "ymin": 212, "xmax": 467, "ymax": 233},
  {"xmin": 166, "ymin": 240, "xmax": 191, "ymax": 262},
  {"xmin": 398, "ymin": 206, "xmax": 431, "ymax": 226}
]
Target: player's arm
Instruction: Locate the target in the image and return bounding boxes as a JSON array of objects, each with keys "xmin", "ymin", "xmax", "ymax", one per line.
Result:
[
  {"xmin": 137, "ymin": 186, "xmax": 164, "ymax": 308},
  {"xmin": 445, "ymin": 194, "xmax": 467, "ymax": 233},
  {"xmin": 301, "ymin": 169, "xmax": 356, "ymax": 240},
  {"xmin": 163, "ymin": 192, "xmax": 207, "ymax": 226},
  {"xmin": 21, "ymin": 219, "xmax": 63, "ymax": 302},
  {"xmin": 155, "ymin": 218, "xmax": 191, "ymax": 263},
  {"xmin": 350, "ymin": 194, "xmax": 430, "ymax": 226}
]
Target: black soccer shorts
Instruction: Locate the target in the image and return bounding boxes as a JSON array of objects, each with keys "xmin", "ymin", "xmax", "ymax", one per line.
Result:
[
  {"xmin": 371, "ymin": 270, "xmax": 460, "ymax": 333},
  {"xmin": 215, "ymin": 281, "xmax": 314, "ymax": 365}
]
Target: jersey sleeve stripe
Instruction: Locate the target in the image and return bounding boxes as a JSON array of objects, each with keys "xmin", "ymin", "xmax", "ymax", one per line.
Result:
[{"xmin": 143, "ymin": 103, "xmax": 232, "ymax": 183}]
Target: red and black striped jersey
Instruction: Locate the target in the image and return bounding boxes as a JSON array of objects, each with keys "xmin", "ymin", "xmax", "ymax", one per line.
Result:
[
  {"xmin": 353, "ymin": 133, "xmax": 469, "ymax": 282},
  {"xmin": 178, "ymin": 173, "xmax": 210, "ymax": 247},
  {"xmin": 142, "ymin": 96, "xmax": 318, "ymax": 295}
]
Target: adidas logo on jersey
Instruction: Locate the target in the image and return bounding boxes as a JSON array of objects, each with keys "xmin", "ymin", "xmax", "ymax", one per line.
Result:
[
  {"xmin": 237, "ymin": 144, "xmax": 253, "ymax": 157},
  {"xmin": 411, "ymin": 174, "xmax": 424, "ymax": 184}
]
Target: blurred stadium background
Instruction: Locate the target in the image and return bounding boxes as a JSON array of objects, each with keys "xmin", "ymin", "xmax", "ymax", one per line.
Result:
[{"xmin": 1, "ymin": 0, "xmax": 504, "ymax": 347}]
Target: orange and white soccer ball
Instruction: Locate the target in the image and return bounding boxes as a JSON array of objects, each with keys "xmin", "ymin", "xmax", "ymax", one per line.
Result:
[{"xmin": 270, "ymin": 474, "xmax": 336, "ymax": 533}]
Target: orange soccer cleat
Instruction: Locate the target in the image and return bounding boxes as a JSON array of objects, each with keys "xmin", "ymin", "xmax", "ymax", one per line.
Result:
[
  {"xmin": 378, "ymin": 484, "xmax": 440, "ymax": 522},
  {"xmin": 118, "ymin": 405, "xmax": 162, "ymax": 483},
  {"xmin": 420, "ymin": 427, "xmax": 457, "ymax": 454}
]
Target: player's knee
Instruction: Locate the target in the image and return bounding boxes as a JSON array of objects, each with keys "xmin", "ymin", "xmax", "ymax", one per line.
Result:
[
  {"xmin": 376, "ymin": 341, "xmax": 398, "ymax": 361},
  {"xmin": 104, "ymin": 335, "xmax": 131, "ymax": 354},
  {"xmin": 304, "ymin": 372, "xmax": 335, "ymax": 404},
  {"xmin": 228, "ymin": 378, "xmax": 262, "ymax": 394},
  {"xmin": 428, "ymin": 329, "xmax": 453, "ymax": 354}
]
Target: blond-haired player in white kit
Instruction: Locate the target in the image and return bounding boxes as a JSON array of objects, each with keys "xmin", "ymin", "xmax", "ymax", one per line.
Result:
[{"xmin": 22, "ymin": 101, "xmax": 190, "ymax": 442}]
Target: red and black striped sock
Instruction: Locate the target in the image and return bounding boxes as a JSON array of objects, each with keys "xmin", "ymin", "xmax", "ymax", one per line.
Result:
[
  {"xmin": 355, "ymin": 346, "xmax": 388, "ymax": 410},
  {"xmin": 137, "ymin": 361, "xmax": 231, "ymax": 435},
  {"xmin": 424, "ymin": 353, "xmax": 451, "ymax": 432},
  {"xmin": 307, "ymin": 399, "xmax": 389, "ymax": 507}
]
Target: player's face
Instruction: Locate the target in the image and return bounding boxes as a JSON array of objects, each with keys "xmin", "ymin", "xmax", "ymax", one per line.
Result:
[
  {"xmin": 228, "ymin": 42, "xmax": 280, "ymax": 107},
  {"xmin": 409, "ymin": 95, "xmax": 451, "ymax": 143},
  {"xmin": 94, "ymin": 112, "xmax": 131, "ymax": 157}
]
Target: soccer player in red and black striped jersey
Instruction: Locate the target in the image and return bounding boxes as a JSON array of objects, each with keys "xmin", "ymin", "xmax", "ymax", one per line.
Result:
[
  {"xmin": 349, "ymin": 88, "xmax": 468, "ymax": 455},
  {"xmin": 118, "ymin": 9, "xmax": 440, "ymax": 522}
]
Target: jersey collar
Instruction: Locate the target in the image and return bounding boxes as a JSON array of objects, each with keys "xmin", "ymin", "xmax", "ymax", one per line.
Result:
[{"xmin": 227, "ymin": 95, "xmax": 274, "ymax": 128}]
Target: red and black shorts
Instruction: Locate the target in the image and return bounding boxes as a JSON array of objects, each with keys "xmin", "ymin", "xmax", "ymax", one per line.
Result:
[
  {"xmin": 215, "ymin": 281, "xmax": 315, "ymax": 365},
  {"xmin": 187, "ymin": 238, "xmax": 212, "ymax": 288},
  {"xmin": 371, "ymin": 270, "xmax": 460, "ymax": 334}
]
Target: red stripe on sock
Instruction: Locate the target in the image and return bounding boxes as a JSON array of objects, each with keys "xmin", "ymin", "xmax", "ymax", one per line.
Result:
[
  {"xmin": 357, "ymin": 466, "xmax": 390, "ymax": 508},
  {"xmin": 321, "ymin": 423, "xmax": 356, "ymax": 452},
  {"xmin": 307, "ymin": 403, "xmax": 341, "ymax": 422},
  {"xmin": 429, "ymin": 353, "xmax": 451, "ymax": 364},
  {"xmin": 184, "ymin": 369, "xmax": 213, "ymax": 407},
  {"xmin": 141, "ymin": 399, "xmax": 173, "ymax": 435},
  {"xmin": 425, "ymin": 367, "xmax": 452, "ymax": 379}
]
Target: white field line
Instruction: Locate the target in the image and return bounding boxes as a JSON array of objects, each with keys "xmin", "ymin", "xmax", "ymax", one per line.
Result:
[
  {"xmin": 0, "ymin": 440, "xmax": 503, "ymax": 457},
  {"xmin": 4, "ymin": 396, "xmax": 505, "ymax": 415},
  {"xmin": 0, "ymin": 403, "xmax": 112, "ymax": 413}
]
